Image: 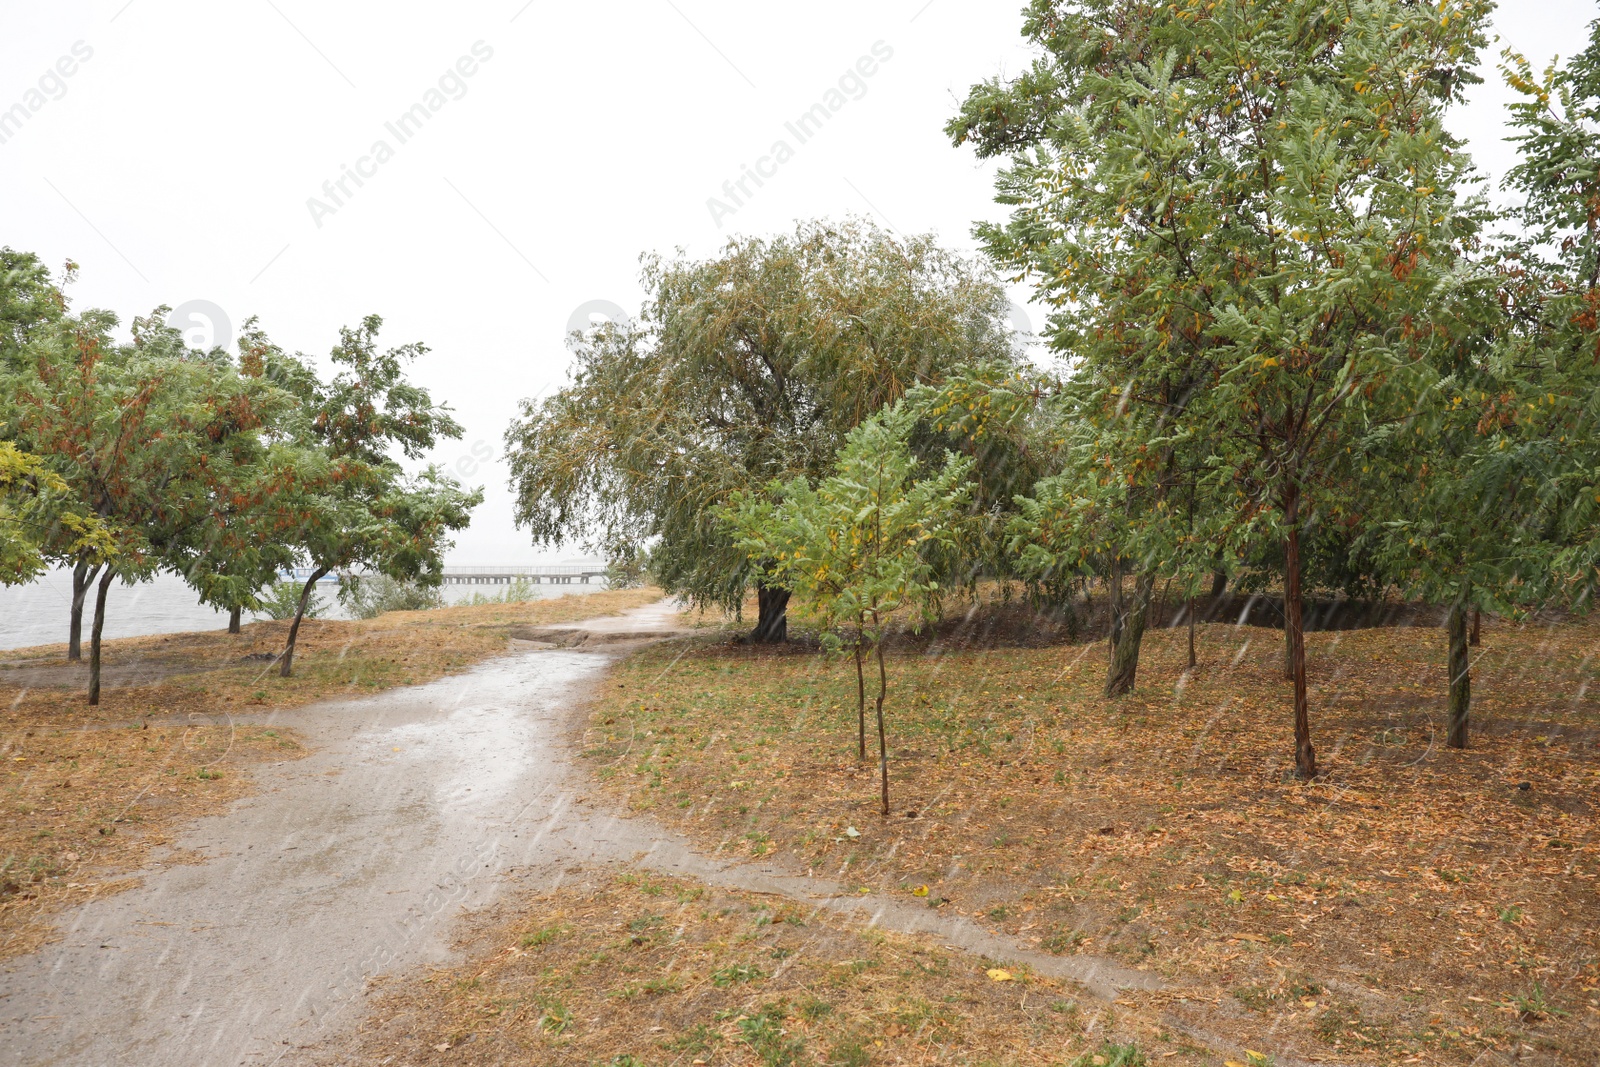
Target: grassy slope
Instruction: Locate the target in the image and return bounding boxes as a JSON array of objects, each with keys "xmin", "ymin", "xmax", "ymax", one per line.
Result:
[{"xmin": 578, "ymin": 613, "xmax": 1600, "ymax": 1065}]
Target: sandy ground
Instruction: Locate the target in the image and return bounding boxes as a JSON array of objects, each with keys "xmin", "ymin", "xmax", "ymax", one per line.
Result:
[{"xmin": 0, "ymin": 602, "xmax": 1150, "ymax": 1067}]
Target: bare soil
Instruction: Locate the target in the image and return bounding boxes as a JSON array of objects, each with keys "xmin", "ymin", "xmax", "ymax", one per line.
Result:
[{"xmin": 0, "ymin": 587, "xmax": 662, "ymax": 960}]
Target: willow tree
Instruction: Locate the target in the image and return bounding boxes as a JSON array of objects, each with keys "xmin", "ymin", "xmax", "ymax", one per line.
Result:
[
  {"xmin": 952, "ymin": 0, "xmax": 1492, "ymax": 776},
  {"xmin": 504, "ymin": 218, "xmax": 1016, "ymax": 641}
]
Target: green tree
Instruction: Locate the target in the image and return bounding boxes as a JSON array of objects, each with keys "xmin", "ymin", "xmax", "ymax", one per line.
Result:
[
  {"xmin": 269, "ymin": 315, "xmax": 481, "ymax": 676},
  {"xmin": 6, "ymin": 310, "xmax": 282, "ymax": 702},
  {"xmin": 722, "ymin": 405, "xmax": 972, "ymax": 816},
  {"xmin": 951, "ymin": 0, "xmax": 1492, "ymax": 777},
  {"xmin": 1499, "ymin": 19, "xmax": 1600, "ymax": 600},
  {"xmin": 505, "ymin": 218, "xmax": 1016, "ymax": 643},
  {"xmin": 0, "ymin": 440, "xmax": 113, "ymax": 586},
  {"xmin": 158, "ymin": 318, "xmax": 318, "ymax": 634},
  {"xmin": 0, "ymin": 248, "xmax": 71, "ymax": 369},
  {"xmin": 905, "ymin": 362, "xmax": 1067, "ymax": 601},
  {"xmin": 1364, "ymin": 15, "xmax": 1600, "ymax": 748}
]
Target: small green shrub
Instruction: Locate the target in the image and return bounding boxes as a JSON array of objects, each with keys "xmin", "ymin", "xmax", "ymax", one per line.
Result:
[
  {"xmin": 1068, "ymin": 1042, "xmax": 1146, "ymax": 1067},
  {"xmin": 338, "ymin": 573, "xmax": 443, "ymax": 619},
  {"xmin": 255, "ymin": 579, "xmax": 326, "ymax": 621}
]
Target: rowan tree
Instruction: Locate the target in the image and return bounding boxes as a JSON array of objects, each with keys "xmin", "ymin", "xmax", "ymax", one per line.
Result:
[
  {"xmin": 950, "ymin": 0, "xmax": 1493, "ymax": 776},
  {"xmin": 1359, "ymin": 17, "xmax": 1600, "ymax": 747},
  {"xmin": 5, "ymin": 310, "xmax": 277, "ymax": 701},
  {"xmin": 722, "ymin": 404, "xmax": 972, "ymax": 816},
  {"xmin": 1, "ymin": 247, "xmax": 71, "ymax": 369},
  {"xmin": 1499, "ymin": 20, "xmax": 1600, "ymax": 600},
  {"xmin": 0, "ymin": 440, "xmax": 113, "ymax": 587},
  {"xmin": 266, "ymin": 315, "xmax": 481, "ymax": 676},
  {"xmin": 1364, "ymin": 15, "xmax": 1600, "ymax": 749}
]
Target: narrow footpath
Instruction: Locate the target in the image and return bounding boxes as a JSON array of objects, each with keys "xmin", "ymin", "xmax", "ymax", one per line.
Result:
[{"xmin": 0, "ymin": 602, "xmax": 1151, "ymax": 1067}]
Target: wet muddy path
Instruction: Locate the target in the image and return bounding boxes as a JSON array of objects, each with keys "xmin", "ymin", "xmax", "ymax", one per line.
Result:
[{"xmin": 0, "ymin": 603, "xmax": 1150, "ymax": 1066}]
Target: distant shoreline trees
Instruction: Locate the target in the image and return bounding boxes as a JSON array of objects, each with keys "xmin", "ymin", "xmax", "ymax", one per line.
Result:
[{"xmin": 0, "ymin": 253, "xmax": 481, "ymax": 700}]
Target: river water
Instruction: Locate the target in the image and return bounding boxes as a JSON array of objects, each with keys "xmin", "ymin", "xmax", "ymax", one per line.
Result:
[{"xmin": 0, "ymin": 570, "xmax": 611, "ymax": 652}]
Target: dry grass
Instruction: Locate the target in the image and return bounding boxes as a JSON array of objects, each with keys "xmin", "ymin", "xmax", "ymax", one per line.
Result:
[
  {"xmin": 0, "ymin": 586, "xmax": 662, "ymax": 960},
  {"xmin": 580, "ymin": 608, "xmax": 1600, "ymax": 1065},
  {"xmin": 328, "ymin": 870, "xmax": 1190, "ymax": 1066}
]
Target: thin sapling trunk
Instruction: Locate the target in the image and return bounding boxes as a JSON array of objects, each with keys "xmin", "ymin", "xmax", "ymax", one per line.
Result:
[
  {"xmin": 280, "ymin": 567, "xmax": 330, "ymax": 677},
  {"xmin": 88, "ymin": 568, "xmax": 114, "ymax": 706},
  {"xmin": 854, "ymin": 623, "xmax": 866, "ymax": 761},
  {"xmin": 1187, "ymin": 594, "xmax": 1196, "ymax": 669},
  {"xmin": 1107, "ymin": 556, "xmax": 1125, "ymax": 651},
  {"xmin": 1469, "ymin": 607, "xmax": 1480, "ymax": 647},
  {"xmin": 1447, "ymin": 598, "xmax": 1471, "ymax": 749},
  {"xmin": 1284, "ymin": 489, "xmax": 1317, "ymax": 779},
  {"xmin": 874, "ymin": 616, "xmax": 889, "ymax": 817}
]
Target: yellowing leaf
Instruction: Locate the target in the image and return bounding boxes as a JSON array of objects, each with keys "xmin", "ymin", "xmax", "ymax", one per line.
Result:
[
  {"xmin": 986, "ymin": 968, "xmax": 1014, "ymax": 982},
  {"xmin": 912, "ymin": 885, "xmax": 930, "ymax": 897}
]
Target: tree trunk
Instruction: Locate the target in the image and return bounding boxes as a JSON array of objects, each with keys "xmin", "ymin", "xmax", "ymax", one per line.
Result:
[
  {"xmin": 228, "ymin": 605, "xmax": 242, "ymax": 634},
  {"xmin": 1447, "ymin": 598, "xmax": 1471, "ymax": 749},
  {"xmin": 279, "ymin": 568, "xmax": 329, "ymax": 677},
  {"xmin": 69, "ymin": 559, "xmax": 101, "ymax": 661},
  {"xmin": 1104, "ymin": 570, "xmax": 1155, "ymax": 697},
  {"xmin": 1284, "ymin": 489, "xmax": 1317, "ymax": 779},
  {"xmin": 854, "ymin": 625, "xmax": 866, "ymax": 762},
  {"xmin": 1107, "ymin": 557, "xmax": 1125, "ymax": 650},
  {"xmin": 874, "ymin": 623, "xmax": 890, "ymax": 818},
  {"xmin": 751, "ymin": 584, "xmax": 789, "ymax": 644},
  {"xmin": 1187, "ymin": 595, "xmax": 1196, "ymax": 669},
  {"xmin": 1283, "ymin": 624, "xmax": 1294, "ymax": 681},
  {"xmin": 1469, "ymin": 607, "xmax": 1480, "ymax": 647},
  {"xmin": 1210, "ymin": 569, "xmax": 1227, "ymax": 599},
  {"xmin": 87, "ymin": 568, "xmax": 114, "ymax": 706}
]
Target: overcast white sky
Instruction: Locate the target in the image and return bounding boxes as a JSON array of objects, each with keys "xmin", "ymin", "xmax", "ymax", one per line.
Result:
[{"xmin": 3, "ymin": 0, "xmax": 1596, "ymax": 563}]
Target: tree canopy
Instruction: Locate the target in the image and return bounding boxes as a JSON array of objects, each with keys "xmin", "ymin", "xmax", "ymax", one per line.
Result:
[
  {"xmin": 721, "ymin": 403, "xmax": 972, "ymax": 815},
  {"xmin": 505, "ymin": 218, "xmax": 1019, "ymax": 639},
  {"xmin": 950, "ymin": 0, "xmax": 1496, "ymax": 774}
]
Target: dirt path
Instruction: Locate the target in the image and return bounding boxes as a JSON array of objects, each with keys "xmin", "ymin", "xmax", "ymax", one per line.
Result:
[{"xmin": 0, "ymin": 602, "xmax": 1150, "ymax": 1067}]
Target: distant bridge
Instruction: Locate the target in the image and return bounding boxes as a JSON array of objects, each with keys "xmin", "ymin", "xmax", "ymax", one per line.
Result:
[
  {"xmin": 438, "ymin": 565, "xmax": 606, "ymax": 585},
  {"xmin": 284, "ymin": 565, "xmax": 607, "ymax": 586}
]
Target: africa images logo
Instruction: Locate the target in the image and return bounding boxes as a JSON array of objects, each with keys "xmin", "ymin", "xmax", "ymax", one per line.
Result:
[
  {"xmin": 706, "ymin": 40, "xmax": 894, "ymax": 227},
  {"xmin": 0, "ymin": 41, "xmax": 93, "ymax": 146},
  {"xmin": 306, "ymin": 41, "xmax": 495, "ymax": 228}
]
